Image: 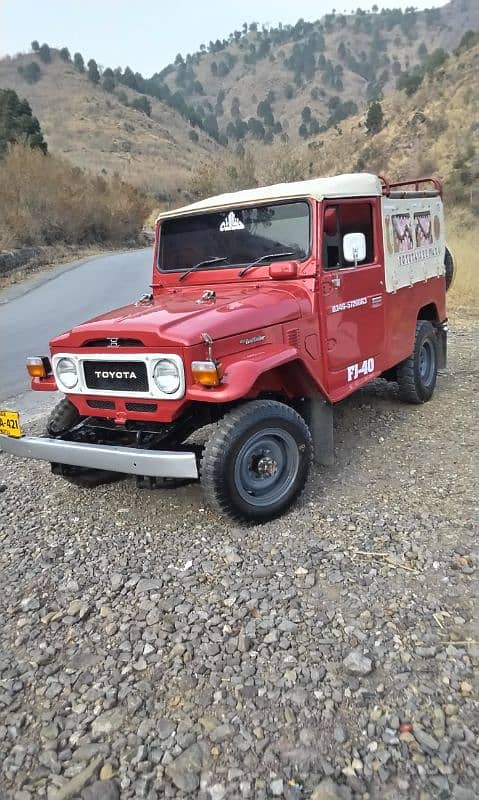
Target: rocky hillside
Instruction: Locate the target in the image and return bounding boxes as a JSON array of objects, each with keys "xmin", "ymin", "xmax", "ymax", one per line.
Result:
[
  {"xmin": 0, "ymin": 52, "xmax": 220, "ymax": 203},
  {"xmin": 157, "ymin": 0, "xmax": 478, "ymax": 144},
  {"xmin": 0, "ymin": 1, "xmax": 477, "ymax": 207}
]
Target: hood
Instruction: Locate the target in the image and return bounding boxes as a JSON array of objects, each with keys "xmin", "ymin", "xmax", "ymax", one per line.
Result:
[{"xmin": 51, "ymin": 285, "xmax": 303, "ymax": 349}]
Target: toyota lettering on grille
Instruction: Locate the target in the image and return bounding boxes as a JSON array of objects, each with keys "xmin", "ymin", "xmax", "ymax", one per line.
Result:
[{"xmin": 94, "ymin": 370, "xmax": 138, "ymax": 379}]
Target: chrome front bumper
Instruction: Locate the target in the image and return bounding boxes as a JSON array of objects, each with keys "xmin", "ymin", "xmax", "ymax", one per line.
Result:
[{"xmin": 0, "ymin": 435, "xmax": 199, "ymax": 479}]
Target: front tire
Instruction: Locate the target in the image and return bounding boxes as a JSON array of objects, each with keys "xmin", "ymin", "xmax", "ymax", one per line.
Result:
[
  {"xmin": 200, "ymin": 400, "xmax": 312, "ymax": 523},
  {"xmin": 46, "ymin": 398, "xmax": 123, "ymax": 488},
  {"xmin": 396, "ymin": 321, "xmax": 438, "ymax": 404}
]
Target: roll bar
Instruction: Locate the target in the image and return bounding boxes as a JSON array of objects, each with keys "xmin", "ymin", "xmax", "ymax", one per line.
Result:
[{"xmin": 379, "ymin": 175, "xmax": 443, "ymax": 197}]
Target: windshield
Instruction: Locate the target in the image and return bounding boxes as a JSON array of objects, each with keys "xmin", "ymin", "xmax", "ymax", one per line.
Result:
[{"xmin": 158, "ymin": 201, "xmax": 311, "ymax": 273}]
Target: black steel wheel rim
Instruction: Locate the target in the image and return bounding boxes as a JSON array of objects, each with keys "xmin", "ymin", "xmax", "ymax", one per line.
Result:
[
  {"xmin": 419, "ymin": 339, "xmax": 435, "ymax": 385},
  {"xmin": 233, "ymin": 427, "xmax": 300, "ymax": 507}
]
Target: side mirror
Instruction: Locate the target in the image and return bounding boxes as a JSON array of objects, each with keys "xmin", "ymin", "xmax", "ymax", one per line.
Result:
[
  {"xmin": 269, "ymin": 261, "xmax": 298, "ymax": 280},
  {"xmin": 343, "ymin": 232, "xmax": 366, "ymax": 265}
]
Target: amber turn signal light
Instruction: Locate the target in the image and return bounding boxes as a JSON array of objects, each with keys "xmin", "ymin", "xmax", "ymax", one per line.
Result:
[
  {"xmin": 191, "ymin": 360, "xmax": 224, "ymax": 387},
  {"xmin": 26, "ymin": 356, "xmax": 50, "ymax": 379}
]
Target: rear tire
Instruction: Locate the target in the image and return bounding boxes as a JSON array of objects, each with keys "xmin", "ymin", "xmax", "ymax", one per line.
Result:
[
  {"xmin": 396, "ymin": 321, "xmax": 438, "ymax": 404},
  {"xmin": 444, "ymin": 246, "xmax": 454, "ymax": 292},
  {"xmin": 200, "ymin": 400, "xmax": 312, "ymax": 523}
]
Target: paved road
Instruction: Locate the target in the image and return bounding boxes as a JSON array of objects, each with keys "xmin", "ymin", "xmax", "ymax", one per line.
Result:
[{"xmin": 0, "ymin": 249, "xmax": 152, "ymax": 412}]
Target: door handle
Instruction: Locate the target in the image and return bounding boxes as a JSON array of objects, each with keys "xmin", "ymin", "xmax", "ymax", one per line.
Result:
[{"xmin": 331, "ymin": 274, "xmax": 341, "ymax": 288}]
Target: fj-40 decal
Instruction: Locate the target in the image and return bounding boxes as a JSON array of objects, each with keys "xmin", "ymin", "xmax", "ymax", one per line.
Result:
[{"xmin": 347, "ymin": 358, "xmax": 375, "ymax": 382}]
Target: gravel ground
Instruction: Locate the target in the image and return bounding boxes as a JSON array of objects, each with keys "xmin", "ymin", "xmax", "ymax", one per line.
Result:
[{"xmin": 0, "ymin": 320, "xmax": 477, "ymax": 800}]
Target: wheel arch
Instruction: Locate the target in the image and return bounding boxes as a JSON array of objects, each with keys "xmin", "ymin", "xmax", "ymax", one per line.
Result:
[{"xmin": 417, "ymin": 302, "xmax": 439, "ymax": 322}]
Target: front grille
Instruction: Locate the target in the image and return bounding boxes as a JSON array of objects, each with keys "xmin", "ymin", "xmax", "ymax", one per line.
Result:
[
  {"xmin": 87, "ymin": 399, "xmax": 115, "ymax": 409},
  {"xmin": 83, "ymin": 360, "xmax": 148, "ymax": 392},
  {"xmin": 125, "ymin": 402, "xmax": 158, "ymax": 412},
  {"xmin": 83, "ymin": 338, "xmax": 144, "ymax": 347}
]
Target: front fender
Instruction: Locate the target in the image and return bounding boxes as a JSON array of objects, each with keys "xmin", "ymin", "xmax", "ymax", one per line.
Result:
[{"xmin": 186, "ymin": 344, "xmax": 298, "ymax": 403}]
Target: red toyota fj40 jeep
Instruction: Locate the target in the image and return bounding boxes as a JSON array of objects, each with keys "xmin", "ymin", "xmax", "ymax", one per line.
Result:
[{"xmin": 0, "ymin": 173, "xmax": 453, "ymax": 522}]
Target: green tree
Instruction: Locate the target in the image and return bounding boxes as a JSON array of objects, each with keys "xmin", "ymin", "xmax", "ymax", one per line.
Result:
[
  {"xmin": 73, "ymin": 52, "xmax": 85, "ymax": 72},
  {"xmin": 31, "ymin": 40, "xmax": 40, "ymax": 52},
  {"xmin": 0, "ymin": 89, "xmax": 47, "ymax": 156},
  {"xmin": 59, "ymin": 47, "xmax": 71, "ymax": 62},
  {"xmin": 425, "ymin": 48, "xmax": 448, "ymax": 74},
  {"xmin": 87, "ymin": 59, "xmax": 100, "ymax": 84},
  {"xmin": 102, "ymin": 75, "xmax": 115, "ymax": 93},
  {"xmin": 130, "ymin": 96, "xmax": 152, "ymax": 116},
  {"xmin": 38, "ymin": 43, "xmax": 52, "ymax": 64},
  {"xmin": 17, "ymin": 62, "xmax": 42, "ymax": 84},
  {"xmin": 365, "ymin": 101, "xmax": 383, "ymax": 134},
  {"xmin": 301, "ymin": 106, "xmax": 312, "ymax": 122}
]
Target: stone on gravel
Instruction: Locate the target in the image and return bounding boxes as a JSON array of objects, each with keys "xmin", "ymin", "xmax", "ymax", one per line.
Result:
[
  {"xmin": 81, "ymin": 780, "xmax": 119, "ymax": 800},
  {"xmin": 91, "ymin": 710, "xmax": 125, "ymax": 736},
  {"xmin": 413, "ymin": 725, "xmax": 439, "ymax": 753},
  {"xmin": 49, "ymin": 756, "xmax": 103, "ymax": 800},
  {"xmin": 311, "ymin": 777, "xmax": 342, "ymax": 800},
  {"xmin": 165, "ymin": 742, "xmax": 203, "ymax": 792},
  {"xmin": 157, "ymin": 719, "xmax": 176, "ymax": 739},
  {"xmin": 343, "ymin": 651, "xmax": 373, "ymax": 676}
]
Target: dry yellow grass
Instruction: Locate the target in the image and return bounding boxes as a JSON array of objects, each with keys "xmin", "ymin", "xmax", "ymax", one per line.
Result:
[
  {"xmin": 446, "ymin": 224, "xmax": 479, "ymax": 314},
  {"xmin": 0, "ymin": 144, "xmax": 151, "ymax": 249}
]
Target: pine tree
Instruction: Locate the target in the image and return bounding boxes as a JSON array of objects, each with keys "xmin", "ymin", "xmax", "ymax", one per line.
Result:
[
  {"xmin": 38, "ymin": 43, "xmax": 52, "ymax": 64},
  {"xmin": 365, "ymin": 101, "xmax": 384, "ymax": 134},
  {"xmin": 73, "ymin": 52, "xmax": 85, "ymax": 72},
  {"xmin": 87, "ymin": 59, "xmax": 100, "ymax": 84},
  {"xmin": 0, "ymin": 89, "xmax": 47, "ymax": 156}
]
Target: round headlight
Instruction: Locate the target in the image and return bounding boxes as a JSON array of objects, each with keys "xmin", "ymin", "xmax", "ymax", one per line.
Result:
[
  {"xmin": 56, "ymin": 357, "xmax": 78, "ymax": 389},
  {"xmin": 153, "ymin": 359, "xmax": 180, "ymax": 394}
]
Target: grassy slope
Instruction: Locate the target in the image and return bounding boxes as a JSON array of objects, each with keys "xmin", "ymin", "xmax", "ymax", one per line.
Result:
[{"xmin": 0, "ymin": 54, "xmax": 220, "ymax": 200}]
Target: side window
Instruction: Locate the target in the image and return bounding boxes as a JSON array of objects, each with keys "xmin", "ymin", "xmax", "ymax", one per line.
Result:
[{"xmin": 323, "ymin": 202, "xmax": 375, "ymax": 269}]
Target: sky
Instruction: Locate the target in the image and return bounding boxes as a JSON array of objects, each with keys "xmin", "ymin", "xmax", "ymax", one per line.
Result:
[{"xmin": 1, "ymin": 0, "xmax": 449, "ymax": 77}]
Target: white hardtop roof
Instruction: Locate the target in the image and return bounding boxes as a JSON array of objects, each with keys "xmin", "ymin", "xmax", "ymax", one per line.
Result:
[{"xmin": 158, "ymin": 172, "xmax": 383, "ymax": 220}]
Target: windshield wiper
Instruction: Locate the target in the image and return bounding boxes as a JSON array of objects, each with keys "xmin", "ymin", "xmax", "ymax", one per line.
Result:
[
  {"xmin": 178, "ymin": 256, "xmax": 228, "ymax": 282},
  {"xmin": 238, "ymin": 251, "xmax": 295, "ymax": 278}
]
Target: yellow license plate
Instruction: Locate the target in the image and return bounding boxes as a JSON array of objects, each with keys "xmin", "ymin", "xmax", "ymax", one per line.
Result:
[{"xmin": 0, "ymin": 410, "xmax": 23, "ymax": 438}]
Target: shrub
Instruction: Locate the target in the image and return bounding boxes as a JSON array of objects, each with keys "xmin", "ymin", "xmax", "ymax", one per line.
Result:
[
  {"xmin": 130, "ymin": 96, "xmax": 152, "ymax": 117},
  {"xmin": 0, "ymin": 143, "xmax": 150, "ymax": 249},
  {"xmin": 17, "ymin": 62, "xmax": 42, "ymax": 84}
]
